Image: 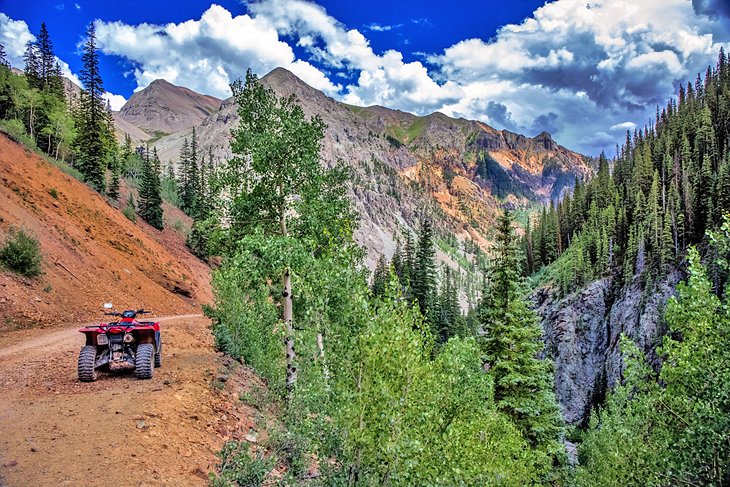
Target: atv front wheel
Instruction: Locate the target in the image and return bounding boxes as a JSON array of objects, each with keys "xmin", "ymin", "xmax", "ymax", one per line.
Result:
[
  {"xmin": 154, "ymin": 339, "xmax": 162, "ymax": 368},
  {"xmin": 135, "ymin": 343, "xmax": 154, "ymax": 379},
  {"xmin": 78, "ymin": 345, "xmax": 98, "ymax": 382}
]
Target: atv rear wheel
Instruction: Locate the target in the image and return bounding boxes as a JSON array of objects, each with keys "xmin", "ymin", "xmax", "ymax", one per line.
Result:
[
  {"xmin": 78, "ymin": 345, "xmax": 98, "ymax": 382},
  {"xmin": 135, "ymin": 343, "xmax": 154, "ymax": 379},
  {"xmin": 154, "ymin": 339, "xmax": 162, "ymax": 368}
]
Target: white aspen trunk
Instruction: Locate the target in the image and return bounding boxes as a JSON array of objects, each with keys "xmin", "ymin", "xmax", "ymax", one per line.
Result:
[
  {"xmin": 283, "ymin": 268, "xmax": 295, "ymax": 400},
  {"xmin": 28, "ymin": 103, "xmax": 35, "ymax": 139},
  {"xmin": 316, "ymin": 332, "xmax": 330, "ymax": 390},
  {"xmin": 280, "ymin": 201, "xmax": 296, "ymax": 401}
]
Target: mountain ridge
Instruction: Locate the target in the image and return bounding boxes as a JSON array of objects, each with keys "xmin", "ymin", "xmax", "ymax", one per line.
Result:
[{"xmin": 116, "ymin": 67, "xmax": 592, "ymax": 266}]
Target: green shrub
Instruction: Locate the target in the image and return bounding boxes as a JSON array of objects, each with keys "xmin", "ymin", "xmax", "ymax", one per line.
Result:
[
  {"xmin": 0, "ymin": 228, "xmax": 42, "ymax": 277},
  {"xmin": 122, "ymin": 205, "xmax": 136, "ymax": 222},
  {"xmin": 210, "ymin": 441, "xmax": 274, "ymax": 487},
  {"xmin": 48, "ymin": 188, "xmax": 59, "ymax": 199},
  {"xmin": 122, "ymin": 194, "xmax": 136, "ymax": 222},
  {"xmin": 161, "ymin": 176, "xmax": 181, "ymax": 207}
]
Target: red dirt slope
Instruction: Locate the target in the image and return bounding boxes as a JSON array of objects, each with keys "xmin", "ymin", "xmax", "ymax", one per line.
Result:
[{"xmin": 0, "ymin": 133, "xmax": 213, "ymax": 330}]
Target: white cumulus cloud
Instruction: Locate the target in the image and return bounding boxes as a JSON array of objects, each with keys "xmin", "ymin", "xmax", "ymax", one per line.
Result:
[
  {"xmin": 0, "ymin": 13, "xmax": 35, "ymax": 68},
  {"xmin": 248, "ymin": 0, "xmax": 463, "ymax": 113},
  {"xmin": 102, "ymin": 92, "xmax": 127, "ymax": 111},
  {"xmin": 94, "ymin": 4, "xmax": 341, "ymax": 99}
]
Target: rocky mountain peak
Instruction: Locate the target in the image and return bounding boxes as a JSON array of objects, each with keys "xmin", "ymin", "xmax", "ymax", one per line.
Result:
[
  {"xmin": 117, "ymin": 79, "xmax": 222, "ymax": 136},
  {"xmin": 261, "ymin": 67, "xmax": 331, "ymax": 107},
  {"xmin": 533, "ymin": 130, "xmax": 557, "ymax": 150}
]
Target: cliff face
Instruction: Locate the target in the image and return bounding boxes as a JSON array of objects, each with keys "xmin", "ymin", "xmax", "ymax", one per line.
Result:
[{"xmin": 534, "ymin": 269, "xmax": 683, "ymax": 424}]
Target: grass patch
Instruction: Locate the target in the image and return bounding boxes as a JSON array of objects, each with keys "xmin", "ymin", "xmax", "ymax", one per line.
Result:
[
  {"xmin": 48, "ymin": 188, "xmax": 59, "ymax": 199},
  {"xmin": 0, "ymin": 121, "xmax": 84, "ymax": 182},
  {"xmin": 405, "ymin": 117, "xmax": 427, "ymax": 142},
  {"xmin": 0, "ymin": 119, "xmax": 37, "ymax": 150},
  {"xmin": 147, "ymin": 130, "xmax": 170, "ymax": 144},
  {"xmin": 122, "ymin": 205, "xmax": 136, "ymax": 222},
  {"xmin": 341, "ymin": 102, "xmax": 365, "ymax": 114}
]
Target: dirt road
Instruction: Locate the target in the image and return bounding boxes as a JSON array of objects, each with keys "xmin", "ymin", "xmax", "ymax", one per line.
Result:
[{"xmin": 0, "ymin": 315, "xmax": 251, "ymax": 486}]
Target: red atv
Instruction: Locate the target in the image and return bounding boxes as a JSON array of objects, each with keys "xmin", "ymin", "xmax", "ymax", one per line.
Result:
[{"xmin": 77, "ymin": 304, "xmax": 162, "ymax": 382}]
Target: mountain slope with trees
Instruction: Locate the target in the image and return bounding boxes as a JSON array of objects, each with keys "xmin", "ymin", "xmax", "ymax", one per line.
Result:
[
  {"xmin": 526, "ymin": 50, "xmax": 730, "ymax": 427},
  {"xmin": 0, "ymin": 131, "xmax": 211, "ymax": 328}
]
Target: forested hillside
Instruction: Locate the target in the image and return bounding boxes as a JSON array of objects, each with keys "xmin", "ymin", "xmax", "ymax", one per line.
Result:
[
  {"xmin": 204, "ymin": 64, "xmax": 730, "ymax": 486},
  {"xmin": 521, "ymin": 50, "xmax": 730, "ymax": 486},
  {"xmin": 524, "ymin": 48, "xmax": 730, "ymax": 296}
]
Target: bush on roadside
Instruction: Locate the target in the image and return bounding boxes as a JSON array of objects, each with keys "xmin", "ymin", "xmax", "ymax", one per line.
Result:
[
  {"xmin": 0, "ymin": 228, "xmax": 42, "ymax": 277},
  {"xmin": 210, "ymin": 441, "xmax": 274, "ymax": 487}
]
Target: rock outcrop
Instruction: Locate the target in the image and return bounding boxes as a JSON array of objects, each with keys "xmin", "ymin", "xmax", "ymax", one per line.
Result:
[{"xmin": 534, "ymin": 269, "xmax": 683, "ymax": 424}]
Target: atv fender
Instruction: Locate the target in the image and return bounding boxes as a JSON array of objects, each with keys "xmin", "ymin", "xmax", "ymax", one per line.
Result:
[
  {"xmin": 79, "ymin": 329, "xmax": 105, "ymax": 346},
  {"xmin": 134, "ymin": 328, "xmax": 157, "ymax": 346}
]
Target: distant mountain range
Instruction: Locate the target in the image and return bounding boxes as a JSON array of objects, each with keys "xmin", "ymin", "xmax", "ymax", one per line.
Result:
[{"xmin": 108, "ymin": 68, "xmax": 593, "ymax": 266}]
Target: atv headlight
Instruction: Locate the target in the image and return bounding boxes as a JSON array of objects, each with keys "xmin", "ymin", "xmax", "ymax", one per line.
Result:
[
  {"xmin": 97, "ymin": 334, "xmax": 109, "ymax": 346},
  {"xmin": 123, "ymin": 333, "xmax": 135, "ymax": 343}
]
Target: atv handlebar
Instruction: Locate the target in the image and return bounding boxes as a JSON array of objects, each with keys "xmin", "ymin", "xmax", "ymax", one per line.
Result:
[{"xmin": 103, "ymin": 309, "xmax": 152, "ymax": 317}]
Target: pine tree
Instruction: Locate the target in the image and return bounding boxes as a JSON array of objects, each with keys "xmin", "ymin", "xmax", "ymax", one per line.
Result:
[
  {"xmin": 23, "ymin": 41, "xmax": 40, "ymax": 89},
  {"xmin": 478, "ymin": 209, "xmax": 563, "ymax": 456},
  {"xmin": 371, "ymin": 255, "xmax": 388, "ymax": 297},
  {"xmin": 177, "ymin": 137, "xmax": 190, "ymax": 199},
  {"xmin": 121, "ymin": 133, "xmax": 133, "ymax": 159},
  {"xmin": 35, "ymin": 23, "xmax": 61, "ymax": 96},
  {"xmin": 717, "ymin": 157, "xmax": 730, "ymax": 217},
  {"xmin": 412, "ymin": 217, "xmax": 436, "ymax": 324},
  {"xmin": 437, "ymin": 266, "xmax": 462, "ymax": 340},
  {"xmin": 138, "ymin": 146, "xmax": 163, "ymax": 230},
  {"xmin": 402, "ymin": 231, "xmax": 416, "ymax": 289},
  {"xmin": 523, "ymin": 220, "xmax": 534, "ymax": 275},
  {"xmin": 392, "ymin": 237, "xmax": 404, "ymax": 283},
  {"xmin": 178, "ymin": 130, "xmax": 199, "ymax": 215},
  {"xmin": 0, "ymin": 43, "xmax": 9, "ymax": 68},
  {"xmin": 75, "ymin": 23, "xmax": 112, "ymax": 192},
  {"xmin": 108, "ymin": 155, "xmax": 121, "ymax": 201}
]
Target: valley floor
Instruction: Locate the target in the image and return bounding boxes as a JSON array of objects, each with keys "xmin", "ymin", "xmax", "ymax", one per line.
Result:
[{"xmin": 0, "ymin": 315, "xmax": 256, "ymax": 486}]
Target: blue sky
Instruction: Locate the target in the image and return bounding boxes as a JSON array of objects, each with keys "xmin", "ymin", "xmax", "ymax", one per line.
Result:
[{"xmin": 2, "ymin": 0, "xmax": 730, "ymax": 154}]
